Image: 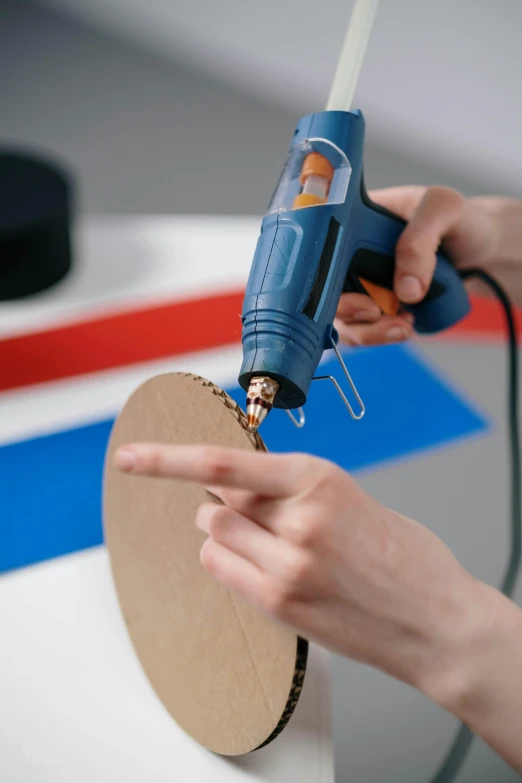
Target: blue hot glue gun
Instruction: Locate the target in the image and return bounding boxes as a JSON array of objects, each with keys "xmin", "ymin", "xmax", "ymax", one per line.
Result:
[{"xmin": 239, "ymin": 109, "xmax": 471, "ymax": 430}]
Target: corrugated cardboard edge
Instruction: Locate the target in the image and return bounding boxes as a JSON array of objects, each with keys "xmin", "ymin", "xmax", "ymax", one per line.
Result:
[
  {"xmin": 184, "ymin": 374, "xmax": 266, "ymax": 452},
  {"xmin": 105, "ymin": 372, "xmax": 309, "ymax": 751},
  {"xmin": 254, "ymin": 635, "xmax": 309, "ymax": 750},
  {"xmin": 181, "ymin": 374, "xmax": 309, "ymax": 751}
]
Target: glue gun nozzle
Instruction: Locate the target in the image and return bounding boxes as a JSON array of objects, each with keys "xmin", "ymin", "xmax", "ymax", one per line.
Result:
[
  {"xmin": 247, "ymin": 413, "xmax": 262, "ymax": 433},
  {"xmin": 246, "ymin": 403, "xmax": 270, "ymax": 432},
  {"xmin": 246, "ymin": 376, "xmax": 279, "ymax": 432}
]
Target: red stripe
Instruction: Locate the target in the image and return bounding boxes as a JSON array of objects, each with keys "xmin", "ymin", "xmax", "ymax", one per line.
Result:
[
  {"xmin": 442, "ymin": 296, "xmax": 522, "ymax": 341},
  {"xmin": 0, "ymin": 290, "xmax": 520, "ymax": 394},
  {"xmin": 0, "ymin": 290, "xmax": 244, "ymax": 393}
]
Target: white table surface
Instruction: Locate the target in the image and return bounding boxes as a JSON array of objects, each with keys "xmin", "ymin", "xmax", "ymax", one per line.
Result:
[
  {"xmin": 0, "ymin": 216, "xmax": 334, "ymax": 783},
  {"xmin": 0, "ymin": 548, "xmax": 333, "ymax": 783}
]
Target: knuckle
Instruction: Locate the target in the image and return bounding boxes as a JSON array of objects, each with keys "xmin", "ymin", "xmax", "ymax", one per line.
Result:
[
  {"xmin": 294, "ymin": 452, "xmax": 316, "ymax": 471},
  {"xmin": 146, "ymin": 446, "xmax": 167, "ymax": 475},
  {"xmin": 263, "ymin": 585, "xmax": 286, "ymax": 616},
  {"xmin": 283, "ymin": 460, "xmax": 350, "ymax": 550},
  {"xmin": 287, "ymin": 452, "xmax": 320, "ymax": 483},
  {"xmin": 284, "ymin": 509, "xmax": 325, "ymax": 548},
  {"xmin": 396, "ymin": 232, "xmax": 430, "ymax": 265},
  {"xmin": 426, "ymin": 185, "xmax": 464, "ymax": 211},
  {"xmin": 313, "ymin": 461, "xmax": 344, "ymax": 493},
  {"xmin": 264, "ymin": 556, "xmax": 313, "ymax": 615},
  {"xmin": 284, "ymin": 550, "xmax": 315, "ymax": 585},
  {"xmin": 283, "ymin": 462, "xmax": 344, "ymax": 547},
  {"xmin": 200, "ymin": 448, "xmax": 235, "ymax": 484},
  {"xmin": 262, "ymin": 584, "xmax": 296, "ymax": 619}
]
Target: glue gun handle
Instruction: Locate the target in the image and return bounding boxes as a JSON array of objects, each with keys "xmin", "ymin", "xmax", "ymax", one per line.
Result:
[{"xmin": 343, "ymin": 182, "xmax": 471, "ymax": 334}]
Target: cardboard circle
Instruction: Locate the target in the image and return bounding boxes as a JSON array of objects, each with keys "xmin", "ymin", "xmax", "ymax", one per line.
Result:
[{"xmin": 104, "ymin": 373, "xmax": 308, "ymax": 756}]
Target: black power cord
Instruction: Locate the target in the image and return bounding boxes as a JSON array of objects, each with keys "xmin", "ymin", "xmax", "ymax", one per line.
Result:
[{"xmin": 428, "ymin": 269, "xmax": 521, "ymax": 783}]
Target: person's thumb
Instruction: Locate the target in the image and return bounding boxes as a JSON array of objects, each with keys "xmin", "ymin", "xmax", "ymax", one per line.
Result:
[{"xmin": 394, "ymin": 187, "xmax": 465, "ymax": 304}]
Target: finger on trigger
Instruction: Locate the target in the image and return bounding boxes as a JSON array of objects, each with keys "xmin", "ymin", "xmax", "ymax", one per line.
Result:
[
  {"xmin": 394, "ymin": 187, "xmax": 465, "ymax": 304},
  {"xmin": 337, "ymin": 292, "xmax": 381, "ymax": 322},
  {"xmin": 335, "ymin": 315, "xmax": 413, "ymax": 347}
]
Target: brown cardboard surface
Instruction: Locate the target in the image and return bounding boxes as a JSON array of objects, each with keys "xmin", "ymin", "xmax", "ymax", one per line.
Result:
[{"xmin": 103, "ymin": 373, "xmax": 308, "ymax": 756}]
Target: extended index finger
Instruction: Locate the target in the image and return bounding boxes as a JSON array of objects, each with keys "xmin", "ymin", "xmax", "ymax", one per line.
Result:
[{"xmin": 114, "ymin": 443, "xmax": 310, "ymax": 498}]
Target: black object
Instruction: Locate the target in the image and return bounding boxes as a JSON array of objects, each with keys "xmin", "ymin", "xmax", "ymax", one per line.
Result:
[
  {"xmin": 303, "ymin": 217, "xmax": 340, "ymax": 320},
  {"xmin": 0, "ymin": 150, "xmax": 73, "ymax": 300}
]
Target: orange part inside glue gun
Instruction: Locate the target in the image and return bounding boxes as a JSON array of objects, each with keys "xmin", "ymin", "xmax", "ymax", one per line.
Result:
[{"xmin": 293, "ymin": 152, "xmax": 334, "ymax": 209}]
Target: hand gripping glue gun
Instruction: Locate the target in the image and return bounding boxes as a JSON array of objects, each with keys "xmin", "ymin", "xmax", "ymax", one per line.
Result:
[
  {"xmin": 238, "ymin": 0, "xmax": 471, "ymax": 432},
  {"xmin": 238, "ymin": 110, "xmax": 470, "ymax": 431}
]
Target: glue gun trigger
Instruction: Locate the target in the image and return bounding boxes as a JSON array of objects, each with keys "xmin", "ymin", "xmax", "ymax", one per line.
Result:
[{"xmin": 357, "ymin": 276, "xmax": 400, "ymax": 317}]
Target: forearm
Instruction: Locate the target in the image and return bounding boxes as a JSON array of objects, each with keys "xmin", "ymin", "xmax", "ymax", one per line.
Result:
[{"xmin": 421, "ymin": 578, "xmax": 522, "ymax": 773}]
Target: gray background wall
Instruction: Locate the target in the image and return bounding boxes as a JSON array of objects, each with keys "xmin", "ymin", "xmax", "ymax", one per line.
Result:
[
  {"xmin": 1, "ymin": 1, "xmax": 521, "ymax": 781},
  {"xmin": 4, "ymin": 0, "xmax": 519, "ymax": 220}
]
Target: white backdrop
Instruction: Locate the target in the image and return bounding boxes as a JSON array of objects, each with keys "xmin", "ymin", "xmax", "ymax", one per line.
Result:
[{"xmin": 37, "ymin": 0, "xmax": 522, "ymax": 190}]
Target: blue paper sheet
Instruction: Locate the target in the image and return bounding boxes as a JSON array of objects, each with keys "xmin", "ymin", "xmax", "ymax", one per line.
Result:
[{"xmin": 0, "ymin": 345, "xmax": 488, "ymax": 573}]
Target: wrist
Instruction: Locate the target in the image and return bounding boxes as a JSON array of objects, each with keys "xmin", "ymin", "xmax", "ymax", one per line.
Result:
[
  {"xmin": 473, "ymin": 196, "xmax": 522, "ymax": 266},
  {"xmin": 417, "ymin": 576, "xmax": 522, "ymax": 729}
]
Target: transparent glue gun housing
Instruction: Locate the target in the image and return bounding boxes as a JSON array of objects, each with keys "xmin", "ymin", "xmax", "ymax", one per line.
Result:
[{"xmin": 267, "ymin": 139, "xmax": 351, "ymax": 214}]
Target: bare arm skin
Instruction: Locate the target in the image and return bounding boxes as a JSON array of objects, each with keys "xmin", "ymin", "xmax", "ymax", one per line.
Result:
[{"xmin": 115, "ymin": 444, "xmax": 522, "ymax": 775}]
